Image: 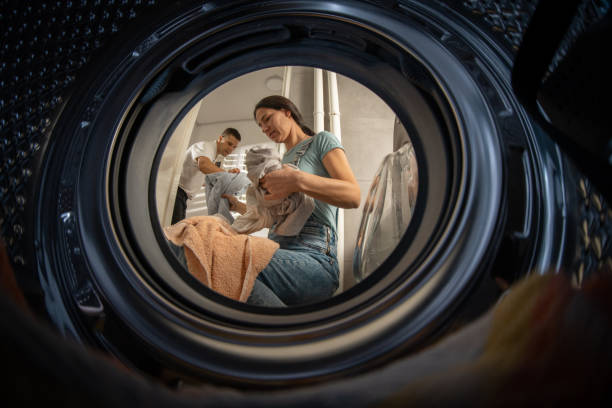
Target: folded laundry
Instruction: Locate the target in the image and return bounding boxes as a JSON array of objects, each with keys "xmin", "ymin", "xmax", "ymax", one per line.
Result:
[
  {"xmin": 231, "ymin": 146, "xmax": 315, "ymax": 236},
  {"xmin": 164, "ymin": 215, "xmax": 279, "ymax": 301}
]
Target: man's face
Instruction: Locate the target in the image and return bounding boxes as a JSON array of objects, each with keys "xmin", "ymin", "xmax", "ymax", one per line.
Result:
[{"xmin": 218, "ymin": 134, "xmax": 240, "ymax": 156}]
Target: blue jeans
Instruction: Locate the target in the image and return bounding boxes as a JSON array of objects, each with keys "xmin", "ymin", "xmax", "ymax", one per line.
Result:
[{"xmin": 247, "ymin": 218, "xmax": 339, "ymax": 307}]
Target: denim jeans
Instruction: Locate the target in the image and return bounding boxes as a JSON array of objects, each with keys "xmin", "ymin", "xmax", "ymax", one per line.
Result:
[
  {"xmin": 171, "ymin": 187, "xmax": 188, "ymax": 225},
  {"xmin": 247, "ymin": 218, "xmax": 339, "ymax": 307}
]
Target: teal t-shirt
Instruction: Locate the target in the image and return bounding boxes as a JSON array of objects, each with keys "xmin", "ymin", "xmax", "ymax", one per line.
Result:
[{"xmin": 282, "ymin": 131, "xmax": 344, "ymax": 234}]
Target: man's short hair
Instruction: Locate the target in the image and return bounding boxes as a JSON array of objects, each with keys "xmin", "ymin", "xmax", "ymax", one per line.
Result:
[{"xmin": 222, "ymin": 127, "xmax": 241, "ymax": 142}]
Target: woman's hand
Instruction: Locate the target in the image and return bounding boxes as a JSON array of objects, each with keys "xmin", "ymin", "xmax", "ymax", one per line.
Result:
[
  {"xmin": 221, "ymin": 194, "xmax": 247, "ymax": 214},
  {"xmin": 257, "ymin": 148, "xmax": 360, "ymax": 208},
  {"xmin": 259, "ymin": 164, "xmax": 300, "ymax": 200}
]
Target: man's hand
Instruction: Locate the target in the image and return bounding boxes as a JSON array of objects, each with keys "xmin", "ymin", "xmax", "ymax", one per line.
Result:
[{"xmin": 227, "ymin": 168, "xmax": 241, "ymax": 173}]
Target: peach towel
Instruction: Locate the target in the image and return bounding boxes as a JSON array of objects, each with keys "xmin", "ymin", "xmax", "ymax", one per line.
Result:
[{"xmin": 164, "ymin": 215, "xmax": 279, "ymax": 302}]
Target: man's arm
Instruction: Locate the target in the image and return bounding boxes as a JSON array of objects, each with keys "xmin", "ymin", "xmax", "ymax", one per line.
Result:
[
  {"xmin": 197, "ymin": 156, "xmax": 224, "ymax": 174},
  {"xmin": 221, "ymin": 194, "xmax": 248, "ymax": 214},
  {"xmin": 197, "ymin": 156, "xmax": 240, "ymax": 174}
]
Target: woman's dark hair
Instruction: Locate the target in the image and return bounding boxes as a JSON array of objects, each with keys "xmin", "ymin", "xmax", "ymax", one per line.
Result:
[{"xmin": 254, "ymin": 95, "xmax": 315, "ymax": 136}]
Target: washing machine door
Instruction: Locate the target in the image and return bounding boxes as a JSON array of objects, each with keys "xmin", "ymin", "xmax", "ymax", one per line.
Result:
[{"xmin": 1, "ymin": 0, "xmax": 610, "ymax": 393}]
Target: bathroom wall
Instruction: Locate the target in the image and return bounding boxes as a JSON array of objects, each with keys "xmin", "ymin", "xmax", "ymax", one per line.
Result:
[{"xmin": 336, "ymin": 74, "xmax": 395, "ymax": 290}]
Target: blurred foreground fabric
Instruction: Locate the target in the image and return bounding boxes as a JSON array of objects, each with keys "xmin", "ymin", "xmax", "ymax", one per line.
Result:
[
  {"xmin": 381, "ymin": 269, "xmax": 612, "ymax": 407},
  {"xmin": 2, "ymin": 236, "xmax": 611, "ymax": 406}
]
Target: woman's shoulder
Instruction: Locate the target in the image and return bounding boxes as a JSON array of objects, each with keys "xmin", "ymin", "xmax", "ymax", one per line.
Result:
[
  {"xmin": 313, "ymin": 130, "xmax": 340, "ymax": 144},
  {"xmin": 314, "ymin": 130, "xmax": 334, "ymax": 139},
  {"xmin": 313, "ymin": 131, "xmax": 342, "ymax": 151}
]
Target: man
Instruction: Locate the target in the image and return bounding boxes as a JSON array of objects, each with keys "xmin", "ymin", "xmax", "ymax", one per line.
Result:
[{"xmin": 171, "ymin": 127, "xmax": 241, "ymax": 224}]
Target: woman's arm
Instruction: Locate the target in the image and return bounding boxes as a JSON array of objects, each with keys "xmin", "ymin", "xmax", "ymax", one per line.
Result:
[{"xmin": 260, "ymin": 148, "xmax": 361, "ymax": 209}]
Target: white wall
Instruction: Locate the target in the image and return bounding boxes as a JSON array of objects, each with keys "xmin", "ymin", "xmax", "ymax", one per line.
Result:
[
  {"xmin": 287, "ymin": 66, "xmax": 315, "ymax": 131},
  {"xmin": 337, "ymin": 74, "xmax": 395, "ymax": 290}
]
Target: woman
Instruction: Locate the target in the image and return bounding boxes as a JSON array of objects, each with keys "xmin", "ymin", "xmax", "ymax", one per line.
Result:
[{"xmin": 224, "ymin": 95, "xmax": 360, "ymax": 307}]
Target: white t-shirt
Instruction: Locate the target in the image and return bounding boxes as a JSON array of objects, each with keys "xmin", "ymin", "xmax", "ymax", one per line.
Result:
[{"xmin": 178, "ymin": 140, "xmax": 224, "ymax": 197}]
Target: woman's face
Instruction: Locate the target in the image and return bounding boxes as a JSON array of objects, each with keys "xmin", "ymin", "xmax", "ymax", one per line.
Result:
[{"xmin": 255, "ymin": 107, "xmax": 292, "ymax": 143}]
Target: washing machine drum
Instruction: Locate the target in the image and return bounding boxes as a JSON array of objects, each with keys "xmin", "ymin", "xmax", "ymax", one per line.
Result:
[{"xmin": 2, "ymin": 0, "xmax": 610, "ymax": 389}]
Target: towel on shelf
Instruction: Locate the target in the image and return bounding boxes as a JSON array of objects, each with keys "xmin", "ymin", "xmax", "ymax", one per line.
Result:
[
  {"xmin": 164, "ymin": 215, "xmax": 279, "ymax": 302},
  {"xmin": 231, "ymin": 146, "xmax": 315, "ymax": 236},
  {"xmin": 204, "ymin": 171, "xmax": 250, "ymax": 223}
]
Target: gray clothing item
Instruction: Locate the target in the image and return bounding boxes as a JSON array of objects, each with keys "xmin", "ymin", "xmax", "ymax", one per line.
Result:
[
  {"xmin": 204, "ymin": 171, "xmax": 251, "ymax": 223},
  {"xmin": 232, "ymin": 146, "xmax": 315, "ymax": 236}
]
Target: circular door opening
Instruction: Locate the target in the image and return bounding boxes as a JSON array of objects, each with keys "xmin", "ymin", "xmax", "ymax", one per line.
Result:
[
  {"xmin": 151, "ymin": 66, "xmax": 420, "ymax": 308},
  {"xmin": 30, "ymin": 1, "xmax": 565, "ymax": 387}
]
